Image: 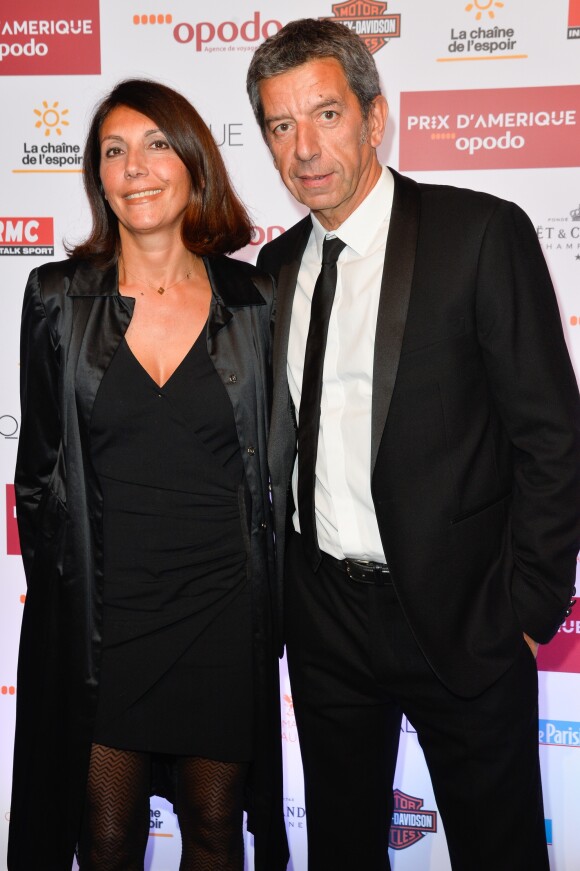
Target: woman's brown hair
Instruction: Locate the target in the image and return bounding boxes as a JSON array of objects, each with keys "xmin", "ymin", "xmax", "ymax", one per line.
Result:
[{"xmin": 68, "ymin": 79, "xmax": 253, "ymax": 265}]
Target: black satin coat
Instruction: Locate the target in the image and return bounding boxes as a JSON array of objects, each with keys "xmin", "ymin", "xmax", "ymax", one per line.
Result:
[{"xmin": 9, "ymin": 256, "xmax": 288, "ymax": 871}]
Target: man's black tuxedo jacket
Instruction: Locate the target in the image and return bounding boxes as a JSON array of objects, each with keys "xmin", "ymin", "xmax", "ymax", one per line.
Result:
[{"xmin": 258, "ymin": 168, "xmax": 580, "ymax": 698}]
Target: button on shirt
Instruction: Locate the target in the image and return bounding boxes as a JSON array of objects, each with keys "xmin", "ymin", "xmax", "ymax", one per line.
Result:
[{"xmin": 288, "ymin": 166, "xmax": 394, "ymax": 562}]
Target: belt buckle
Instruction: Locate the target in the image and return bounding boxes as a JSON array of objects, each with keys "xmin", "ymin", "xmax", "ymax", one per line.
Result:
[{"xmin": 345, "ymin": 559, "xmax": 389, "ymax": 586}]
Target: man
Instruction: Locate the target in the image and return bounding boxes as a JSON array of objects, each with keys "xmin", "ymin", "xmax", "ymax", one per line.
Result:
[{"xmin": 247, "ymin": 18, "xmax": 580, "ymax": 871}]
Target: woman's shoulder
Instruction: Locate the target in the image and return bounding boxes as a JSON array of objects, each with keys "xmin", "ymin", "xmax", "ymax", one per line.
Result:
[
  {"xmin": 24, "ymin": 257, "xmax": 77, "ymax": 309},
  {"xmin": 36, "ymin": 256, "xmax": 79, "ymax": 281},
  {"xmin": 210, "ymin": 252, "xmax": 270, "ymax": 280},
  {"xmin": 31, "ymin": 257, "xmax": 84, "ymax": 298},
  {"xmin": 206, "ymin": 254, "xmax": 274, "ymax": 307},
  {"xmin": 32, "ymin": 258, "xmax": 116, "ymax": 302}
]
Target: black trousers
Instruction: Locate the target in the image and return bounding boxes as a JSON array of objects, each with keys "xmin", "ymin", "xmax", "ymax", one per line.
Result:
[{"xmin": 285, "ymin": 532, "xmax": 548, "ymax": 871}]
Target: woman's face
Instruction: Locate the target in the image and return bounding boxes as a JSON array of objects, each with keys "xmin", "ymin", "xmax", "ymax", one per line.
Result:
[{"xmin": 99, "ymin": 105, "xmax": 192, "ymax": 239}]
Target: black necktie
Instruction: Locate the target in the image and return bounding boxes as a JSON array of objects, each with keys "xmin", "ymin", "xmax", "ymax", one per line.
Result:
[{"xmin": 298, "ymin": 235, "xmax": 346, "ymax": 570}]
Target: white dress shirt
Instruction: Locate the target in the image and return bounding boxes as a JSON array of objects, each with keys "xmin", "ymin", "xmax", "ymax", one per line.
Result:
[{"xmin": 288, "ymin": 166, "xmax": 394, "ymax": 562}]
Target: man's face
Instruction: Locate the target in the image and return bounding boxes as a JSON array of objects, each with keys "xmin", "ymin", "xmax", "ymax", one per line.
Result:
[{"xmin": 259, "ymin": 57, "xmax": 387, "ymax": 230}]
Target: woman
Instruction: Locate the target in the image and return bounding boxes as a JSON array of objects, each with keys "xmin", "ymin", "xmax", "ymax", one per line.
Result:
[{"xmin": 8, "ymin": 79, "xmax": 288, "ymax": 871}]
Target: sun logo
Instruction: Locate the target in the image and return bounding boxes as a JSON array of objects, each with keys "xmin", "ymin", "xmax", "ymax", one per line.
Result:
[
  {"xmin": 33, "ymin": 101, "xmax": 70, "ymax": 137},
  {"xmin": 465, "ymin": 1, "xmax": 504, "ymax": 20}
]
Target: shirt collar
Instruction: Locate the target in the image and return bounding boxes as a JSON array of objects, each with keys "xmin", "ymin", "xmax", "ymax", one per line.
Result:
[{"xmin": 311, "ymin": 166, "xmax": 394, "ymax": 258}]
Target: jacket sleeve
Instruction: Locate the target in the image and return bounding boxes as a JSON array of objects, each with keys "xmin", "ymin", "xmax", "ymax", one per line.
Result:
[
  {"xmin": 15, "ymin": 268, "xmax": 62, "ymax": 582},
  {"xmin": 475, "ymin": 199, "xmax": 580, "ymax": 643}
]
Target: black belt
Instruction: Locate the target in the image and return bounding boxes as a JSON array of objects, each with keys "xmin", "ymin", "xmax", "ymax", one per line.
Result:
[{"xmin": 325, "ymin": 553, "xmax": 391, "ymax": 586}]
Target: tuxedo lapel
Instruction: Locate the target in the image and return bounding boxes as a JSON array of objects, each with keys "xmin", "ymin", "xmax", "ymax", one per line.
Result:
[
  {"xmin": 271, "ymin": 217, "xmax": 312, "ymax": 399},
  {"xmin": 268, "ymin": 218, "xmax": 312, "ymax": 468},
  {"xmin": 371, "ymin": 169, "xmax": 420, "ymax": 475}
]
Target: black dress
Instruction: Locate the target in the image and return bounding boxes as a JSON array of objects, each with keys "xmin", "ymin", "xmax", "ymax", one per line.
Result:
[{"xmin": 89, "ymin": 329, "xmax": 253, "ymax": 760}]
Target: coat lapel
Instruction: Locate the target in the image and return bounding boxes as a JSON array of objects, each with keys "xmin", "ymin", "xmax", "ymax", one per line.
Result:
[
  {"xmin": 65, "ymin": 261, "xmax": 134, "ymax": 435},
  {"xmin": 370, "ymin": 169, "xmax": 420, "ymax": 475}
]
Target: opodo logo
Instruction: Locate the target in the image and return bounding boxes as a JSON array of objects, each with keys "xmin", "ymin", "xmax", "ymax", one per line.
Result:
[
  {"xmin": 250, "ymin": 226, "xmax": 285, "ymax": 248},
  {"xmin": 0, "ymin": 218, "xmax": 54, "ymax": 256},
  {"xmin": 320, "ymin": 2, "xmax": 401, "ymax": 56},
  {"xmin": 399, "ymin": 85, "xmax": 580, "ymax": 171},
  {"xmin": 539, "ymin": 719, "xmax": 580, "ymax": 747},
  {"xmin": 6, "ymin": 484, "xmax": 20, "ymax": 556},
  {"xmin": 569, "ymin": 0, "xmax": 580, "ymax": 38},
  {"xmin": 0, "ymin": 0, "xmax": 100, "ymax": 75},
  {"xmin": 132, "ymin": 11, "xmax": 281, "ymax": 54},
  {"xmin": 389, "ymin": 790, "xmax": 437, "ymax": 850},
  {"xmin": 537, "ymin": 602, "xmax": 580, "ymax": 673}
]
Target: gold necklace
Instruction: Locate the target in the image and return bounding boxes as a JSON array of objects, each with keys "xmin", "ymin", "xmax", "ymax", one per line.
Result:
[{"xmin": 120, "ymin": 256, "xmax": 195, "ymax": 295}]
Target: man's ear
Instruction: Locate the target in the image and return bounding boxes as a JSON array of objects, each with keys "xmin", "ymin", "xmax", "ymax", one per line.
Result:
[{"xmin": 368, "ymin": 95, "xmax": 388, "ymax": 149}]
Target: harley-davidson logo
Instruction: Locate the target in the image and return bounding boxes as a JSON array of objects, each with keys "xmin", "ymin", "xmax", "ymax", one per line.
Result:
[
  {"xmin": 389, "ymin": 789, "xmax": 437, "ymax": 850},
  {"xmin": 321, "ymin": 1, "xmax": 401, "ymax": 55}
]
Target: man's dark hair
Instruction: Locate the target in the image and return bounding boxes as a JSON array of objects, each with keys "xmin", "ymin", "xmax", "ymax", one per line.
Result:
[{"xmin": 246, "ymin": 18, "xmax": 382, "ymax": 136}]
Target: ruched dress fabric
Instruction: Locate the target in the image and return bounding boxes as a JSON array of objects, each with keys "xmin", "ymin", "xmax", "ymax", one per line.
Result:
[{"xmin": 89, "ymin": 329, "xmax": 252, "ymax": 761}]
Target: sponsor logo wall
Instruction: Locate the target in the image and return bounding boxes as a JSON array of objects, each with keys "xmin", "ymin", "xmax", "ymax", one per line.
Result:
[
  {"xmin": 399, "ymin": 86, "xmax": 580, "ymax": 171},
  {"xmin": 0, "ymin": 0, "xmax": 100, "ymax": 75},
  {"xmin": 569, "ymin": 0, "xmax": 580, "ymax": 39},
  {"xmin": 1, "ymin": 1, "xmax": 578, "ymax": 869},
  {"xmin": 0, "ymin": 218, "xmax": 54, "ymax": 256}
]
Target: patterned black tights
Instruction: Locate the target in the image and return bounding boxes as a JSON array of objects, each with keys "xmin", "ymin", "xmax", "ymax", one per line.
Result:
[
  {"xmin": 78, "ymin": 743, "xmax": 248, "ymax": 871},
  {"xmin": 176, "ymin": 755, "xmax": 248, "ymax": 870}
]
